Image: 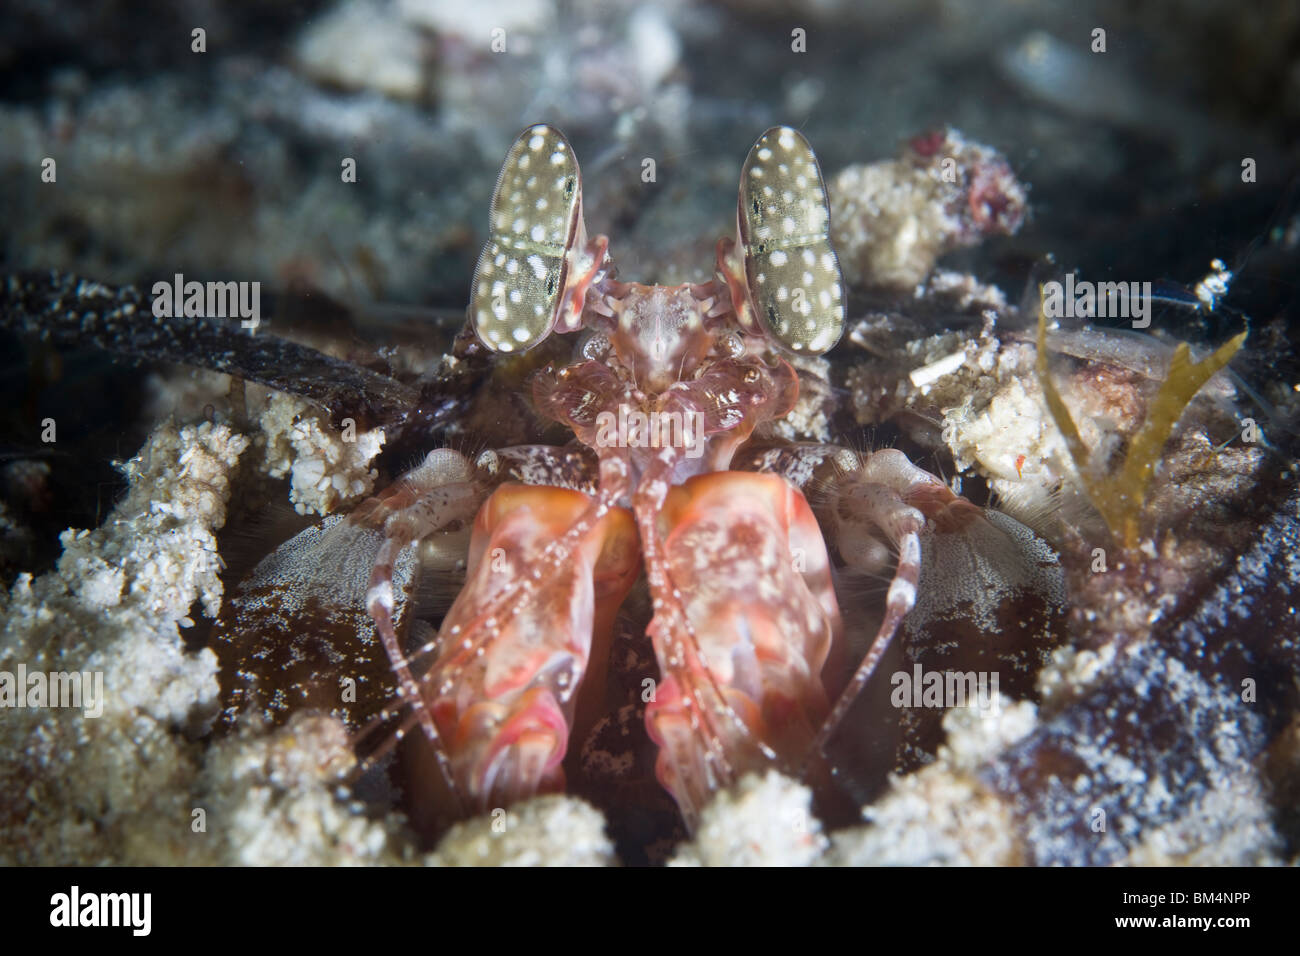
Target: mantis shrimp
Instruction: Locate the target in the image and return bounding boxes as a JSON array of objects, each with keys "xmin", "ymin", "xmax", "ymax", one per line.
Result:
[{"xmin": 215, "ymin": 124, "xmax": 1062, "ymax": 832}]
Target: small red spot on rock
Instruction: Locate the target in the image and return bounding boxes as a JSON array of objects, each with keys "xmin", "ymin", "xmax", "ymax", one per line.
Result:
[{"xmin": 909, "ymin": 129, "xmax": 947, "ymax": 157}]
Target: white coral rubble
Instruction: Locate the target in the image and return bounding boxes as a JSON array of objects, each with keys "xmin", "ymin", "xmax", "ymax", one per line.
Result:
[
  {"xmin": 428, "ymin": 794, "xmax": 616, "ymax": 866},
  {"xmin": 198, "ymin": 714, "xmax": 404, "ymax": 866},
  {"xmin": 0, "ymin": 422, "xmax": 245, "ymax": 864},
  {"xmin": 671, "ymin": 770, "xmax": 828, "ymax": 867},
  {"xmin": 828, "ymin": 697, "xmax": 1035, "ymax": 866},
  {"xmin": 257, "ymin": 391, "xmax": 386, "ymax": 516}
]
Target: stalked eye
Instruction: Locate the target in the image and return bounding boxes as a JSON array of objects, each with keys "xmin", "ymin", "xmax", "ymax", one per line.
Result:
[
  {"xmin": 736, "ymin": 126, "xmax": 845, "ymax": 354},
  {"xmin": 469, "ymin": 124, "xmax": 583, "ymax": 353}
]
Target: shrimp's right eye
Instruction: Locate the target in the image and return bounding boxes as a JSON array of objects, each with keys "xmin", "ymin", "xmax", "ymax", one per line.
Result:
[{"xmin": 469, "ymin": 124, "xmax": 583, "ymax": 353}]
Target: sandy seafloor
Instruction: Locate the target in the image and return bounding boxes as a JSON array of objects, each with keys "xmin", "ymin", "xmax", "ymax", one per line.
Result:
[{"xmin": 1, "ymin": 0, "xmax": 1299, "ymax": 865}]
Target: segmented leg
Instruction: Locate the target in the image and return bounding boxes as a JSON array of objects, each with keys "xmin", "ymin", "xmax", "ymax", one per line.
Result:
[
  {"xmin": 811, "ymin": 448, "xmax": 947, "ymax": 754},
  {"xmin": 632, "ymin": 451, "xmax": 741, "ymax": 825},
  {"xmin": 358, "ymin": 450, "xmax": 489, "ymax": 809}
]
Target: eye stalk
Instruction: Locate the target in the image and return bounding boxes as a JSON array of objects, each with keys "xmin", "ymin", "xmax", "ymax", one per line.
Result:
[
  {"xmin": 734, "ymin": 126, "xmax": 845, "ymax": 355},
  {"xmin": 469, "ymin": 124, "xmax": 586, "ymax": 353}
]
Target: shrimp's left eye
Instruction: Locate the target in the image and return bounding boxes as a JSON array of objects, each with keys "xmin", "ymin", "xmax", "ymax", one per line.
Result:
[{"xmin": 736, "ymin": 126, "xmax": 845, "ymax": 355}]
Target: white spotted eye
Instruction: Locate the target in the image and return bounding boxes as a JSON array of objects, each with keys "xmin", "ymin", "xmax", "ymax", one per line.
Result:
[
  {"xmin": 469, "ymin": 124, "xmax": 582, "ymax": 353},
  {"xmin": 737, "ymin": 126, "xmax": 844, "ymax": 354}
]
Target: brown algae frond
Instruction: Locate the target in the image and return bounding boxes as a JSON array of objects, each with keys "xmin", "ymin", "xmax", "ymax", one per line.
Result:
[{"xmin": 1035, "ymin": 299, "xmax": 1247, "ymax": 552}]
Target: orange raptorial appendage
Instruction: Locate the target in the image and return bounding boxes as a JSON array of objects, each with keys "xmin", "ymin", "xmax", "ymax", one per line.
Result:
[
  {"xmin": 643, "ymin": 471, "xmax": 843, "ymax": 823},
  {"xmin": 425, "ymin": 483, "xmax": 639, "ymax": 812}
]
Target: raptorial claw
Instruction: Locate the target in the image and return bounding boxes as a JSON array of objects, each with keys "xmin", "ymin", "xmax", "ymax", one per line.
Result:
[
  {"xmin": 643, "ymin": 471, "xmax": 842, "ymax": 826},
  {"xmin": 421, "ymin": 483, "xmax": 639, "ymax": 813}
]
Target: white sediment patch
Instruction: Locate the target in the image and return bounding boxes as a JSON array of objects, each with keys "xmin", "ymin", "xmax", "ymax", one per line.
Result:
[
  {"xmin": 671, "ymin": 770, "xmax": 829, "ymax": 867},
  {"xmin": 295, "ymin": 0, "xmax": 427, "ymax": 99},
  {"xmin": 256, "ymin": 390, "xmax": 386, "ymax": 516},
  {"xmin": 0, "ymin": 422, "xmax": 244, "ymax": 864},
  {"xmin": 0, "ymin": 421, "xmax": 415, "ymax": 866},
  {"xmin": 428, "ymin": 794, "xmax": 616, "ymax": 867},
  {"xmin": 828, "ymin": 696, "xmax": 1035, "ymax": 866},
  {"xmin": 198, "ymin": 714, "xmax": 403, "ymax": 866}
]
